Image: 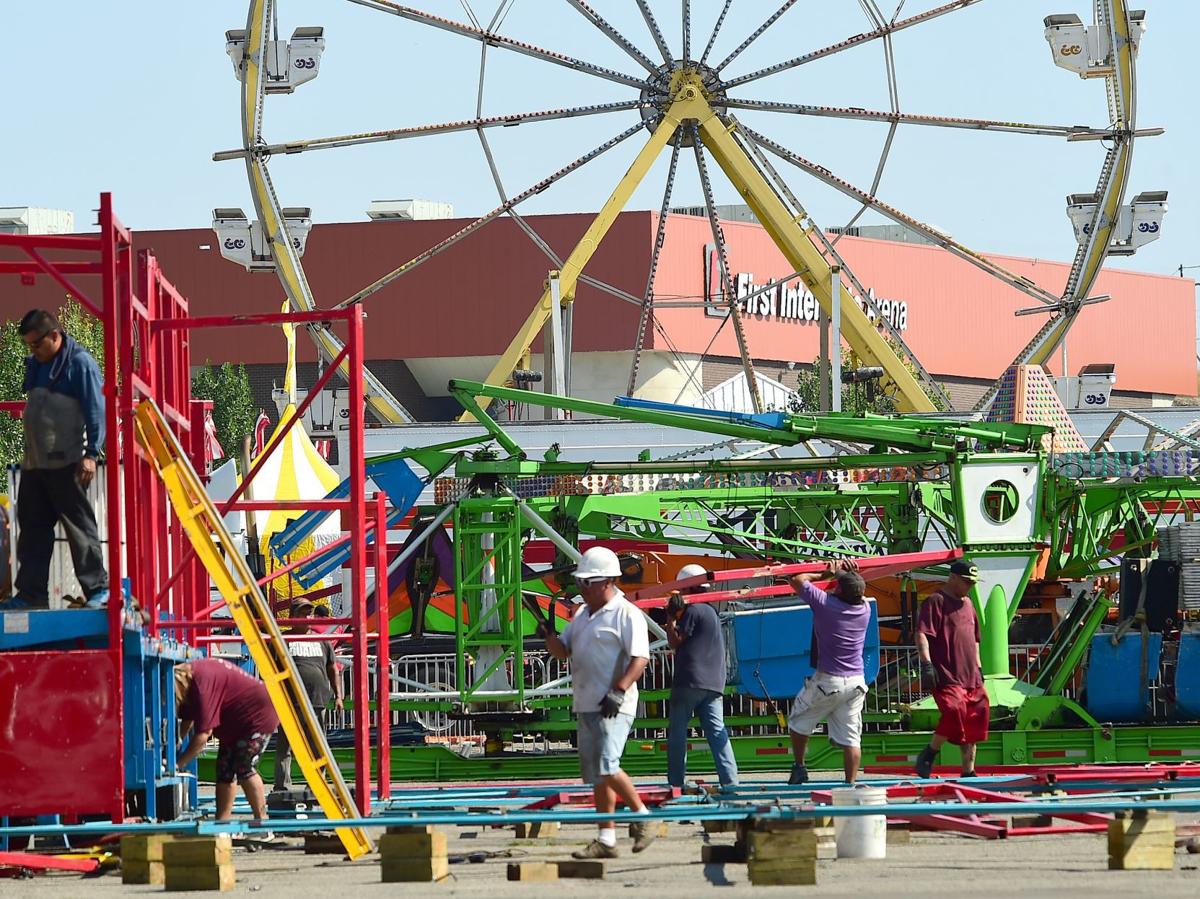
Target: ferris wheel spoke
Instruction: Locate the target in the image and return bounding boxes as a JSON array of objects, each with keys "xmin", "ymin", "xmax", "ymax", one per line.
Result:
[
  {"xmin": 565, "ymin": 1, "xmax": 660, "ymax": 76},
  {"xmin": 343, "ymin": 0, "xmax": 649, "ymax": 89},
  {"xmin": 698, "ymin": 0, "xmax": 734, "ymax": 68},
  {"xmin": 713, "ymin": 0, "xmax": 799, "ymax": 75},
  {"xmin": 628, "ymin": 141, "xmax": 683, "ymax": 395},
  {"xmin": 682, "ymin": 0, "xmax": 692, "ymax": 64},
  {"xmin": 740, "ymin": 123, "xmax": 1063, "ymax": 309},
  {"xmin": 724, "ymin": 99, "xmax": 1090, "ymax": 138},
  {"xmin": 692, "ymin": 128, "xmax": 764, "ymax": 413},
  {"xmin": 635, "ymin": 0, "xmax": 674, "ymax": 64},
  {"xmin": 720, "ymin": 0, "xmax": 981, "ymax": 91},
  {"xmin": 334, "ymin": 121, "xmax": 646, "ymax": 309},
  {"xmin": 733, "ymin": 124, "xmax": 954, "ymax": 408},
  {"xmin": 213, "ymin": 101, "xmax": 645, "ymax": 160}
]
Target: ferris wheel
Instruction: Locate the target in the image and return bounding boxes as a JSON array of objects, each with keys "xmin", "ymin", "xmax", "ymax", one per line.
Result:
[{"xmin": 213, "ymin": 0, "xmax": 1162, "ymax": 419}]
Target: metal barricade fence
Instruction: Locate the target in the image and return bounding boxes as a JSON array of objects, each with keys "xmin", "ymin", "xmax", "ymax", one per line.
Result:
[{"xmin": 331, "ymin": 642, "xmax": 1076, "ymax": 744}]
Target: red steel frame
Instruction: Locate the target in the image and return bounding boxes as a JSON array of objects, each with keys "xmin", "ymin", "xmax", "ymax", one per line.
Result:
[
  {"xmin": 0, "ymin": 194, "xmax": 197, "ymax": 821},
  {"xmin": 147, "ymin": 306, "xmax": 383, "ymax": 812},
  {"xmin": 810, "ymin": 781, "xmax": 1113, "ymax": 839},
  {"xmin": 0, "ymin": 194, "xmax": 392, "ymax": 819}
]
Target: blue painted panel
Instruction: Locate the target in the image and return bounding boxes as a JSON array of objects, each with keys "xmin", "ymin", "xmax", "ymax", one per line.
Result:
[
  {"xmin": 614, "ymin": 395, "xmax": 789, "ymax": 430},
  {"xmin": 1174, "ymin": 631, "xmax": 1200, "ymax": 720},
  {"xmin": 1085, "ymin": 632, "xmax": 1162, "ymax": 722},
  {"xmin": 725, "ymin": 600, "xmax": 879, "ymax": 699},
  {"xmin": 0, "ymin": 609, "xmax": 107, "ymax": 651}
]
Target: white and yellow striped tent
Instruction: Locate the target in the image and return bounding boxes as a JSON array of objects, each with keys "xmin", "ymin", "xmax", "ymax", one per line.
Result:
[{"xmin": 248, "ymin": 303, "xmax": 341, "ymax": 607}]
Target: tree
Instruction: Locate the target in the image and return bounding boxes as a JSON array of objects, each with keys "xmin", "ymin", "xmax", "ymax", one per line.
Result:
[
  {"xmin": 0, "ymin": 298, "xmax": 104, "ymax": 468},
  {"xmin": 192, "ymin": 361, "xmax": 255, "ymax": 471},
  {"xmin": 788, "ymin": 341, "xmax": 949, "ymax": 416}
]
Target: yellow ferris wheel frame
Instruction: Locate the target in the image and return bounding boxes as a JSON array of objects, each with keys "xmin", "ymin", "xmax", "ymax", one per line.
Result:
[{"xmin": 470, "ymin": 70, "xmax": 937, "ymax": 417}]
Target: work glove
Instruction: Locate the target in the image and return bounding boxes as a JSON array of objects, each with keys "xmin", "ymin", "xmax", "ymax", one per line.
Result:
[
  {"xmin": 666, "ymin": 591, "xmax": 687, "ymax": 619},
  {"xmin": 920, "ymin": 660, "xmax": 939, "ymax": 692},
  {"xmin": 600, "ymin": 687, "xmax": 626, "ymax": 718}
]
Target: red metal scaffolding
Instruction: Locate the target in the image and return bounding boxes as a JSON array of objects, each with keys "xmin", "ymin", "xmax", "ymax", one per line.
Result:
[{"xmin": 0, "ymin": 194, "xmax": 390, "ymax": 819}]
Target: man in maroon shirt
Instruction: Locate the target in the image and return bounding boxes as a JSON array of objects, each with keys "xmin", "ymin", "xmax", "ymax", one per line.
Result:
[
  {"xmin": 914, "ymin": 560, "xmax": 989, "ymax": 779},
  {"xmin": 175, "ymin": 658, "xmax": 280, "ymax": 821}
]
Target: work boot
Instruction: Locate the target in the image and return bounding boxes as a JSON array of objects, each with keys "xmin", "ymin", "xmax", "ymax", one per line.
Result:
[
  {"xmin": 787, "ymin": 763, "xmax": 808, "ymax": 786},
  {"xmin": 629, "ymin": 819, "xmax": 657, "ymax": 853},
  {"xmin": 914, "ymin": 745, "xmax": 937, "ymax": 779},
  {"xmin": 572, "ymin": 839, "xmax": 618, "ymax": 859},
  {"xmin": 84, "ymin": 588, "xmax": 110, "ymax": 610}
]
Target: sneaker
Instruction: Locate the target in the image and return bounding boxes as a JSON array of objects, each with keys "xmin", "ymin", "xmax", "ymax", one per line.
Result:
[
  {"xmin": 914, "ymin": 745, "xmax": 937, "ymax": 779},
  {"xmin": 787, "ymin": 763, "xmax": 808, "ymax": 786},
  {"xmin": 629, "ymin": 819, "xmax": 656, "ymax": 853},
  {"xmin": 84, "ymin": 589, "xmax": 110, "ymax": 610},
  {"xmin": 572, "ymin": 838, "xmax": 618, "ymax": 859},
  {"xmin": 0, "ymin": 595, "xmax": 38, "ymax": 612},
  {"xmin": 959, "ymin": 770, "xmax": 978, "ymax": 779}
]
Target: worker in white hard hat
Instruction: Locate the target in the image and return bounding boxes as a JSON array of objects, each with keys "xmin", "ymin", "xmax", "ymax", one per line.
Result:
[
  {"xmin": 542, "ymin": 545, "xmax": 655, "ymax": 859},
  {"xmin": 664, "ymin": 564, "xmax": 739, "ymax": 790}
]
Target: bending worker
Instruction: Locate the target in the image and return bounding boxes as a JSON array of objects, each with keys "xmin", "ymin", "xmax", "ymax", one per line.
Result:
[
  {"xmin": 542, "ymin": 545, "xmax": 657, "ymax": 859},
  {"xmin": 3, "ymin": 309, "xmax": 108, "ymax": 611},
  {"xmin": 175, "ymin": 658, "xmax": 280, "ymax": 822},
  {"xmin": 785, "ymin": 560, "xmax": 870, "ymax": 785},
  {"xmin": 273, "ymin": 600, "xmax": 344, "ymax": 792},
  {"xmin": 914, "ymin": 559, "xmax": 988, "ymax": 779},
  {"xmin": 665, "ymin": 564, "xmax": 739, "ymax": 790}
]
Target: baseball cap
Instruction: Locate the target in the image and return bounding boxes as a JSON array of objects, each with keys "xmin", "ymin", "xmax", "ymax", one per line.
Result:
[
  {"xmin": 291, "ymin": 599, "xmax": 316, "ymax": 616},
  {"xmin": 834, "ymin": 570, "xmax": 866, "ymax": 604},
  {"xmin": 949, "ymin": 560, "xmax": 979, "ymax": 582}
]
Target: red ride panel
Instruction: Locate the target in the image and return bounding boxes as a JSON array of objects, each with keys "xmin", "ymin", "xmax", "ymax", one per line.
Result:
[{"xmin": 0, "ymin": 650, "xmax": 122, "ymax": 818}]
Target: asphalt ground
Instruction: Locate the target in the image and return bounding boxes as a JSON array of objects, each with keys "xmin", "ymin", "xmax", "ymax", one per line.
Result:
[
  {"xmin": 7, "ymin": 773, "xmax": 1200, "ymax": 897},
  {"xmin": 8, "ymin": 811, "xmax": 1200, "ymax": 897}
]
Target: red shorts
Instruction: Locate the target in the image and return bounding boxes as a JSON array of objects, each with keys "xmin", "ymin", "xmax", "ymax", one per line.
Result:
[{"xmin": 932, "ymin": 684, "xmax": 990, "ymax": 745}]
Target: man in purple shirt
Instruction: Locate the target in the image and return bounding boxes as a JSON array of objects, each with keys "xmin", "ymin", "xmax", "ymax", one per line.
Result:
[{"xmin": 785, "ymin": 560, "xmax": 870, "ymax": 785}]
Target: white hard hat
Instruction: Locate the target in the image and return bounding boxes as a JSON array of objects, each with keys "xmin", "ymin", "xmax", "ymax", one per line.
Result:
[
  {"xmin": 677, "ymin": 564, "xmax": 708, "ymax": 580},
  {"xmin": 574, "ymin": 546, "xmax": 622, "ymax": 580}
]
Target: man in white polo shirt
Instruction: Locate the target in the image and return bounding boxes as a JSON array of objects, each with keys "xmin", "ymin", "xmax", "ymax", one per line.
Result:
[{"xmin": 542, "ymin": 546, "xmax": 655, "ymax": 859}]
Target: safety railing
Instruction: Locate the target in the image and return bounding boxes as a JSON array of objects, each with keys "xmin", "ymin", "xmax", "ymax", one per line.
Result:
[{"xmin": 325, "ymin": 642, "xmax": 1110, "ymax": 747}]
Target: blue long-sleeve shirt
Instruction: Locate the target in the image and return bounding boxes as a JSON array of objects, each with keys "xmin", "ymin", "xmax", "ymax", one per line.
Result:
[{"xmin": 23, "ymin": 333, "xmax": 105, "ymax": 462}]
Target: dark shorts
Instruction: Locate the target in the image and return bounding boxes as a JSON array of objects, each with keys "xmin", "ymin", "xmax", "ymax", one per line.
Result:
[
  {"xmin": 933, "ymin": 684, "xmax": 990, "ymax": 746},
  {"xmin": 215, "ymin": 732, "xmax": 270, "ymax": 784}
]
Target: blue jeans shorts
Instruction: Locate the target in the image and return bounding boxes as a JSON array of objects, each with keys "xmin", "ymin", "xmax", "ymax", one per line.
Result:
[{"xmin": 577, "ymin": 711, "xmax": 634, "ymax": 785}]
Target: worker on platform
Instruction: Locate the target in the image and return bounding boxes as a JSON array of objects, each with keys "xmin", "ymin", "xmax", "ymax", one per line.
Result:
[
  {"xmin": 1, "ymin": 309, "xmax": 108, "ymax": 611},
  {"xmin": 541, "ymin": 545, "xmax": 657, "ymax": 859},
  {"xmin": 664, "ymin": 564, "xmax": 739, "ymax": 790},
  {"xmin": 273, "ymin": 599, "xmax": 344, "ymax": 792},
  {"xmin": 175, "ymin": 658, "xmax": 280, "ymax": 823},
  {"xmin": 914, "ymin": 560, "xmax": 989, "ymax": 779},
  {"xmin": 785, "ymin": 560, "xmax": 870, "ymax": 785}
]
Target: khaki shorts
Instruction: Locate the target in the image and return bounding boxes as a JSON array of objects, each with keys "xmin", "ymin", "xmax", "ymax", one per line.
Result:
[{"xmin": 786, "ymin": 672, "xmax": 868, "ymax": 748}]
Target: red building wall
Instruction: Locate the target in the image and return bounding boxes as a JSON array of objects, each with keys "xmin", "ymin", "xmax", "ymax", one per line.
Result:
[
  {"xmin": 647, "ymin": 214, "xmax": 1196, "ymax": 395},
  {"xmin": 1, "ymin": 210, "xmax": 1192, "ymax": 395}
]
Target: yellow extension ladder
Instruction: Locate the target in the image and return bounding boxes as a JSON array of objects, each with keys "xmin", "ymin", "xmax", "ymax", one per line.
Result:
[{"xmin": 134, "ymin": 399, "xmax": 372, "ymax": 860}]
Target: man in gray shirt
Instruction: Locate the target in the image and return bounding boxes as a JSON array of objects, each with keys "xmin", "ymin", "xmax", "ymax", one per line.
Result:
[{"xmin": 665, "ymin": 564, "xmax": 738, "ymax": 789}]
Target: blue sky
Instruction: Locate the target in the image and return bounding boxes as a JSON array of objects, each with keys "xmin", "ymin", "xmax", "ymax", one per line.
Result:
[{"xmin": 4, "ymin": 1, "xmax": 1197, "ymax": 291}]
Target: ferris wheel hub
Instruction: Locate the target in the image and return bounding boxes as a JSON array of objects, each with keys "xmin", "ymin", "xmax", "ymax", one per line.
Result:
[{"xmin": 640, "ymin": 64, "xmax": 727, "ymax": 146}]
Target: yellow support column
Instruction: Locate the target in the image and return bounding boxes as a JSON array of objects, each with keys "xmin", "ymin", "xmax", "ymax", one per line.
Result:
[
  {"xmin": 460, "ymin": 82, "xmax": 717, "ymax": 421},
  {"xmin": 133, "ymin": 400, "xmax": 373, "ymax": 860},
  {"xmin": 694, "ymin": 101, "xmax": 934, "ymax": 413},
  {"xmin": 462, "ymin": 71, "xmax": 936, "ymax": 416}
]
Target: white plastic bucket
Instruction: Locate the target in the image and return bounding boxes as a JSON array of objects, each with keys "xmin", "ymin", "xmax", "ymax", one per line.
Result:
[{"xmin": 831, "ymin": 786, "xmax": 888, "ymax": 859}]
